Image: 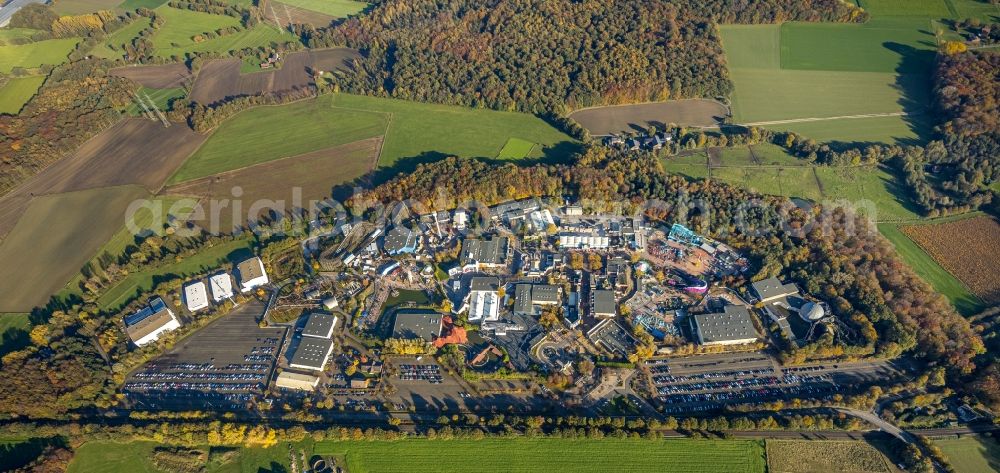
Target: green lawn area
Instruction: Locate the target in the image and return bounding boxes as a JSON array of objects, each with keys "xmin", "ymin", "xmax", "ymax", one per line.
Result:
[
  {"xmin": 126, "ymin": 86, "xmax": 186, "ymax": 115},
  {"xmin": 712, "ymin": 166, "xmax": 825, "ymax": 202},
  {"xmin": 497, "ymin": 137, "xmax": 537, "ymax": 159},
  {"xmin": 90, "ymin": 16, "xmax": 152, "ymax": 59},
  {"xmin": 278, "ymin": 0, "xmax": 368, "ymax": 17},
  {"xmin": 934, "ymin": 436, "xmax": 1000, "ymax": 473},
  {"xmin": 0, "ymin": 312, "xmax": 31, "ymax": 356},
  {"xmin": 858, "ymin": 0, "xmax": 952, "ymax": 17},
  {"xmin": 0, "ymin": 75, "xmax": 45, "ymax": 114},
  {"xmin": 170, "ymin": 93, "xmax": 578, "ymax": 183},
  {"xmin": 0, "ymin": 37, "xmax": 80, "ymax": 73},
  {"xmin": 813, "ymin": 166, "xmax": 922, "ymax": 221},
  {"xmin": 118, "ymin": 0, "xmax": 169, "ymax": 9},
  {"xmin": 68, "ymin": 440, "xmax": 291, "ymax": 473},
  {"xmin": 946, "ymin": 0, "xmax": 1000, "ymax": 21},
  {"xmin": 168, "ymin": 95, "xmax": 390, "ymax": 182},
  {"xmin": 150, "ymin": 6, "xmax": 296, "ymax": 58},
  {"xmin": 0, "ymin": 28, "xmax": 42, "ymax": 43},
  {"xmin": 51, "ymin": 0, "xmax": 125, "ymax": 15},
  {"xmin": 763, "ymin": 114, "xmax": 931, "ymax": 145},
  {"xmin": 315, "ymin": 438, "xmax": 766, "ymax": 473},
  {"xmin": 95, "ymin": 236, "xmax": 252, "ymax": 312},
  {"xmin": 878, "ymin": 219, "xmax": 985, "ymax": 315}
]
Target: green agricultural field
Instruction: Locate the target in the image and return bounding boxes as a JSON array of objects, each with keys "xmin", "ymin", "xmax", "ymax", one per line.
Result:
[
  {"xmin": 0, "ymin": 38, "xmax": 80, "ymax": 73},
  {"xmin": 315, "ymin": 438, "xmax": 766, "ymax": 473},
  {"xmin": 151, "ymin": 6, "xmax": 296, "ymax": 58},
  {"xmin": 171, "ymin": 93, "xmax": 578, "ymax": 182},
  {"xmin": 90, "ymin": 16, "xmax": 152, "ymax": 59},
  {"xmin": 68, "ymin": 440, "xmax": 291, "ymax": 473},
  {"xmin": 118, "ymin": 0, "xmax": 168, "ymax": 9},
  {"xmin": 813, "ymin": 166, "xmax": 921, "ymax": 221},
  {"xmin": 279, "ymin": 0, "xmax": 368, "ymax": 17},
  {"xmin": 96, "ymin": 236, "xmax": 253, "ymax": 311},
  {"xmin": 946, "ymin": 0, "xmax": 1000, "ymax": 21},
  {"xmin": 497, "ymin": 137, "xmax": 537, "ymax": 159},
  {"xmin": 126, "ymin": 86, "xmax": 186, "ymax": 115},
  {"xmin": 51, "ymin": 0, "xmax": 124, "ymax": 15},
  {"xmin": 330, "ymin": 93, "xmax": 579, "ymax": 168},
  {"xmin": 934, "ymin": 435, "xmax": 1000, "ymax": 473},
  {"xmin": 169, "ymin": 96, "xmax": 389, "ymax": 182},
  {"xmin": 858, "ymin": 0, "xmax": 952, "ymax": 18},
  {"xmin": 878, "ymin": 219, "xmax": 985, "ymax": 315},
  {"xmin": 712, "ymin": 166, "xmax": 825, "ymax": 202},
  {"xmin": 763, "ymin": 115, "xmax": 928, "ymax": 146},
  {"xmin": 0, "ymin": 75, "xmax": 45, "ymax": 114},
  {"xmin": 780, "ymin": 18, "xmax": 937, "ymax": 74}
]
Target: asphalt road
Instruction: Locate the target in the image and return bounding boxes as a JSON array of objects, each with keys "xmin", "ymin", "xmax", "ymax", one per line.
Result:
[{"xmin": 0, "ymin": 0, "xmax": 47, "ymax": 27}]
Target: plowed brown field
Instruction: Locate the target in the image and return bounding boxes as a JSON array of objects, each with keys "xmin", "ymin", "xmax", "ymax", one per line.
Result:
[
  {"xmin": 902, "ymin": 215, "xmax": 1000, "ymax": 304},
  {"xmin": 111, "ymin": 63, "xmax": 192, "ymax": 89}
]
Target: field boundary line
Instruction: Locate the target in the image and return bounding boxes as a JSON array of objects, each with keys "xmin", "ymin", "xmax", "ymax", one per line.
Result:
[{"xmin": 741, "ymin": 111, "xmax": 907, "ymax": 127}]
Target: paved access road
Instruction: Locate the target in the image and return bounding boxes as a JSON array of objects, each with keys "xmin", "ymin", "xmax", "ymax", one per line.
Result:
[{"xmin": 0, "ymin": 0, "xmax": 47, "ymax": 27}]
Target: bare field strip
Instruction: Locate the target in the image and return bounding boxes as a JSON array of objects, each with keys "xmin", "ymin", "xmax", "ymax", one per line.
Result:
[
  {"xmin": 569, "ymin": 99, "xmax": 728, "ymax": 135},
  {"xmin": 265, "ymin": 1, "xmax": 337, "ymax": 28},
  {"xmin": 0, "ymin": 185, "xmax": 150, "ymax": 312},
  {"xmin": 902, "ymin": 215, "xmax": 1000, "ymax": 304},
  {"xmin": 0, "ymin": 119, "xmax": 206, "ymax": 239},
  {"xmin": 161, "ymin": 137, "xmax": 380, "ymax": 233},
  {"xmin": 189, "ymin": 48, "xmax": 360, "ymax": 105},
  {"xmin": 110, "ymin": 62, "xmax": 193, "ymax": 89}
]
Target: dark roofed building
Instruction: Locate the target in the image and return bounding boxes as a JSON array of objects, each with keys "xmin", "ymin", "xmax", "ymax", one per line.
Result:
[
  {"xmin": 391, "ymin": 309, "xmax": 444, "ymax": 342},
  {"xmin": 460, "ymin": 237, "xmax": 510, "ymax": 268},
  {"xmin": 514, "ymin": 283, "xmax": 562, "ymax": 316},
  {"xmin": 289, "ymin": 337, "xmax": 335, "ymax": 371},
  {"xmin": 301, "ymin": 313, "xmax": 337, "ymax": 339},
  {"xmin": 693, "ymin": 305, "xmax": 758, "ymax": 346},
  {"xmin": 383, "ymin": 226, "xmax": 418, "ymax": 255},
  {"xmin": 751, "ymin": 277, "xmax": 799, "ymax": 303},
  {"xmin": 592, "ymin": 290, "xmax": 617, "ymax": 318},
  {"xmin": 470, "ymin": 276, "xmax": 500, "ymax": 292}
]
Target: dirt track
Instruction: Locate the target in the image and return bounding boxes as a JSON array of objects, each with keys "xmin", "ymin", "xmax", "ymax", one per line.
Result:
[
  {"xmin": 111, "ymin": 63, "xmax": 193, "ymax": 89},
  {"xmin": 0, "ymin": 119, "xmax": 205, "ymax": 239},
  {"xmin": 569, "ymin": 99, "xmax": 729, "ymax": 135},
  {"xmin": 190, "ymin": 48, "xmax": 360, "ymax": 106},
  {"xmin": 161, "ymin": 137, "xmax": 380, "ymax": 233}
]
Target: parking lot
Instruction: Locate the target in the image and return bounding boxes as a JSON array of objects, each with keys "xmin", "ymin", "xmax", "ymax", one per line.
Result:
[
  {"xmin": 644, "ymin": 353, "xmax": 907, "ymax": 412},
  {"xmin": 124, "ymin": 301, "xmax": 287, "ymax": 409}
]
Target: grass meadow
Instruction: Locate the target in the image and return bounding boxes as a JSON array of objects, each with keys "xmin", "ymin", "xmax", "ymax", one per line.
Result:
[
  {"xmin": 90, "ymin": 16, "xmax": 152, "ymax": 59},
  {"xmin": 277, "ymin": 0, "xmax": 368, "ymax": 17},
  {"xmin": 314, "ymin": 438, "xmax": 766, "ymax": 473},
  {"xmin": 934, "ymin": 435, "xmax": 1000, "ymax": 473},
  {"xmin": 125, "ymin": 86, "xmax": 186, "ymax": 115},
  {"xmin": 663, "ymin": 144, "xmax": 921, "ymax": 221},
  {"xmin": 67, "ymin": 440, "xmax": 291, "ymax": 473},
  {"xmin": 0, "ymin": 75, "xmax": 45, "ymax": 114},
  {"xmin": 170, "ymin": 93, "xmax": 577, "ymax": 183},
  {"xmin": 50, "ymin": 0, "xmax": 124, "ymax": 15},
  {"xmin": 858, "ymin": 0, "xmax": 953, "ymax": 17},
  {"xmin": 150, "ymin": 7, "xmax": 297, "ymax": 58},
  {"xmin": 0, "ymin": 37, "xmax": 80, "ymax": 73}
]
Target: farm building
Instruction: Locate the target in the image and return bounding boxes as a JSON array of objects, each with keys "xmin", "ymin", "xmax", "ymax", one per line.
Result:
[
  {"xmin": 692, "ymin": 305, "xmax": 758, "ymax": 346},
  {"xmin": 124, "ymin": 297, "xmax": 181, "ymax": 347},
  {"xmin": 236, "ymin": 257, "xmax": 269, "ymax": 292},
  {"xmin": 289, "ymin": 337, "xmax": 335, "ymax": 371},
  {"xmin": 183, "ymin": 281, "xmax": 209, "ymax": 312},
  {"xmin": 460, "ymin": 237, "xmax": 510, "ymax": 270},
  {"xmin": 383, "ymin": 226, "xmax": 419, "ymax": 255},
  {"xmin": 209, "ymin": 273, "xmax": 234, "ymax": 302},
  {"xmin": 391, "ymin": 309, "xmax": 444, "ymax": 342},
  {"xmin": 301, "ymin": 313, "xmax": 337, "ymax": 339},
  {"xmin": 275, "ymin": 371, "xmax": 320, "ymax": 391},
  {"xmin": 513, "ymin": 284, "xmax": 562, "ymax": 316},
  {"xmin": 592, "ymin": 290, "xmax": 617, "ymax": 318},
  {"xmin": 466, "ymin": 277, "xmax": 501, "ymax": 323}
]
